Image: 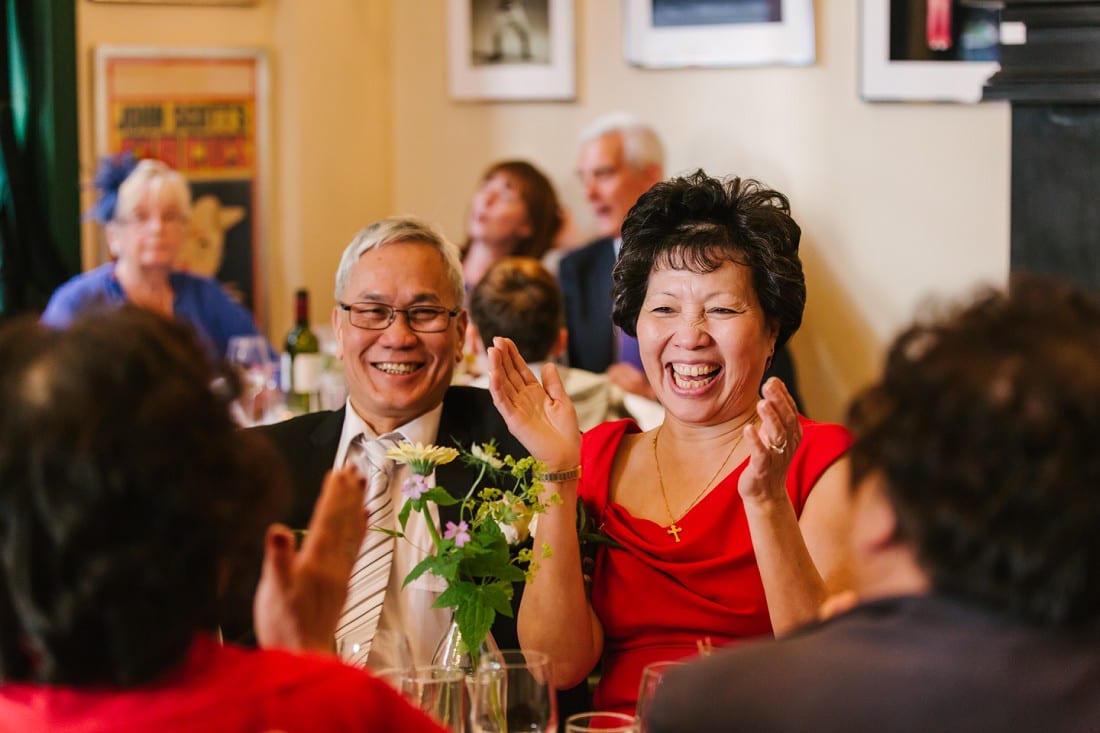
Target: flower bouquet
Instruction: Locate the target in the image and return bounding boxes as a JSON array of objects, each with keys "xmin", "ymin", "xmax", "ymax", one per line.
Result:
[{"xmin": 383, "ymin": 441, "xmax": 560, "ymax": 665}]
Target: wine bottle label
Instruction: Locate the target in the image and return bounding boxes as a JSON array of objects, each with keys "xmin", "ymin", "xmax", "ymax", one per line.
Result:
[{"xmin": 292, "ymin": 353, "xmax": 322, "ymax": 393}]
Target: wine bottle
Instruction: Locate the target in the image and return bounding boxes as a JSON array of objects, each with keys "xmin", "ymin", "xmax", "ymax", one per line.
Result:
[{"xmin": 281, "ymin": 288, "xmax": 321, "ymax": 414}]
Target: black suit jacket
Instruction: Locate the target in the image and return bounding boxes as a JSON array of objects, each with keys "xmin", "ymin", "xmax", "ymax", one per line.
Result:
[{"xmin": 559, "ymin": 237, "xmax": 617, "ymax": 373}]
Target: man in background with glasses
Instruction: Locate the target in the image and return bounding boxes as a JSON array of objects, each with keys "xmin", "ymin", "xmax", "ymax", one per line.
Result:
[{"xmin": 248, "ymin": 217, "xmax": 528, "ymax": 667}]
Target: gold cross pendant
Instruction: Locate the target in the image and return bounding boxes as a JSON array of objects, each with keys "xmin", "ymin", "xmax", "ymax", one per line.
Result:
[{"xmin": 667, "ymin": 522, "xmax": 683, "ymax": 542}]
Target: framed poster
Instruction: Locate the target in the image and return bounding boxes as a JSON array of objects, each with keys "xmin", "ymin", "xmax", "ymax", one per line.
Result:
[
  {"xmin": 623, "ymin": 0, "xmax": 815, "ymax": 68},
  {"xmin": 94, "ymin": 45, "xmax": 270, "ymax": 325},
  {"xmin": 90, "ymin": 1, "xmax": 256, "ymax": 5},
  {"xmin": 448, "ymin": 0, "xmax": 575, "ymax": 101},
  {"xmin": 860, "ymin": 0, "xmax": 1001, "ymax": 103}
]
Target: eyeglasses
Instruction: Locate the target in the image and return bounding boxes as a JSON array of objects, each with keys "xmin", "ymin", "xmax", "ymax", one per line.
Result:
[
  {"xmin": 118, "ymin": 211, "xmax": 187, "ymax": 228},
  {"xmin": 339, "ymin": 301, "xmax": 460, "ymax": 333}
]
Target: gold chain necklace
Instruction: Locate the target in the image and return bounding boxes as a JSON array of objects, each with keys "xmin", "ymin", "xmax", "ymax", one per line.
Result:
[{"xmin": 651, "ymin": 418, "xmax": 754, "ymax": 542}]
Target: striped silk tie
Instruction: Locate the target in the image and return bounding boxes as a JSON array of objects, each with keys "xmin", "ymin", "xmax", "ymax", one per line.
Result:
[{"xmin": 336, "ymin": 432, "xmax": 402, "ymax": 654}]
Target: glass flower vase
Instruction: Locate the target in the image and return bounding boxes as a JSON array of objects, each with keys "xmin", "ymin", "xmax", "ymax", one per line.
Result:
[{"xmin": 432, "ymin": 614, "xmax": 501, "ymax": 674}]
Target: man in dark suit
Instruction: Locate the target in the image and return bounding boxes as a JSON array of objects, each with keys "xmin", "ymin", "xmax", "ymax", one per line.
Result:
[
  {"xmin": 560, "ymin": 113, "xmax": 804, "ymax": 409},
  {"xmin": 254, "ymin": 217, "xmax": 528, "ymax": 664},
  {"xmin": 646, "ymin": 277, "xmax": 1100, "ymax": 732},
  {"xmin": 560, "ymin": 114, "xmax": 664, "ymax": 399}
]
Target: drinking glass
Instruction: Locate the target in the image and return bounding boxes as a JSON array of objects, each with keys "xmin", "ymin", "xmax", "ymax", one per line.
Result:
[
  {"xmin": 564, "ymin": 712, "xmax": 640, "ymax": 733},
  {"xmin": 634, "ymin": 660, "xmax": 684, "ymax": 733},
  {"xmin": 400, "ymin": 665, "xmax": 468, "ymax": 732},
  {"xmin": 225, "ymin": 335, "xmax": 276, "ymax": 426},
  {"xmin": 338, "ymin": 629, "xmax": 414, "ymax": 677},
  {"xmin": 470, "ymin": 649, "xmax": 557, "ymax": 733}
]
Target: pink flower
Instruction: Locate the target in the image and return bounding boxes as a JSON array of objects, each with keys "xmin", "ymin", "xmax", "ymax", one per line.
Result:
[
  {"xmin": 403, "ymin": 474, "xmax": 430, "ymax": 500},
  {"xmin": 444, "ymin": 520, "xmax": 471, "ymax": 548}
]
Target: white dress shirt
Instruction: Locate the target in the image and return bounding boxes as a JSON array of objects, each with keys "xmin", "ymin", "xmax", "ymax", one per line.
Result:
[{"xmin": 335, "ymin": 400, "xmax": 451, "ymax": 666}]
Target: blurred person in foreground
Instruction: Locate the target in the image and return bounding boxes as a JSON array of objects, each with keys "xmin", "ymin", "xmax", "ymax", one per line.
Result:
[
  {"xmin": 0, "ymin": 305, "xmax": 445, "ymax": 732},
  {"xmin": 41, "ymin": 156, "xmax": 265, "ymax": 360},
  {"xmin": 647, "ymin": 275, "xmax": 1100, "ymax": 733},
  {"xmin": 468, "ymin": 256, "xmax": 663, "ymax": 431},
  {"xmin": 489, "ymin": 171, "xmax": 853, "ymax": 714}
]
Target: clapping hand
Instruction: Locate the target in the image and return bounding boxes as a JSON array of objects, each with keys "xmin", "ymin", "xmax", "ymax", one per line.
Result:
[
  {"xmin": 738, "ymin": 377, "xmax": 803, "ymax": 504},
  {"xmin": 253, "ymin": 466, "xmax": 366, "ymax": 653},
  {"xmin": 487, "ymin": 337, "xmax": 581, "ymax": 475}
]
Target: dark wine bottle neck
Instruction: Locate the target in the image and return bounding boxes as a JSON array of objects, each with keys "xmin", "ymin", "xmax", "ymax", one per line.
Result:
[{"xmin": 294, "ymin": 291, "xmax": 309, "ymax": 326}]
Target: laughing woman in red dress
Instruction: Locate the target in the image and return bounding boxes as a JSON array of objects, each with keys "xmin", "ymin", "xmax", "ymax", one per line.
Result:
[{"xmin": 488, "ymin": 170, "xmax": 853, "ymax": 714}]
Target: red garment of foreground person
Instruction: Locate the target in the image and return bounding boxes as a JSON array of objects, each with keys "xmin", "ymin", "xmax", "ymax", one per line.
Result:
[{"xmin": 0, "ymin": 637, "xmax": 444, "ymax": 733}]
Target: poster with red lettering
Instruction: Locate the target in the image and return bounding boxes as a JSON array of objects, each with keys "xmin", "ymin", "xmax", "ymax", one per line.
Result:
[{"xmin": 94, "ymin": 46, "xmax": 269, "ymax": 327}]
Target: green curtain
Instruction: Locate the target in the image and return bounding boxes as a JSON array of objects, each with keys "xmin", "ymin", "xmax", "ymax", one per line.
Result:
[{"xmin": 0, "ymin": 0, "xmax": 78, "ymax": 318}]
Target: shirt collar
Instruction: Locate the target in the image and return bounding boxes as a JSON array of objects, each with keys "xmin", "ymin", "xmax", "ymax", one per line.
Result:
[{"xmin": 335, "ymin": 399, "xmax": 444, "ymax": 466}]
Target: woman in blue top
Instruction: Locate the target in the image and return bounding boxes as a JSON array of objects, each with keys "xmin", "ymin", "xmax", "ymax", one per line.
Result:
[{"xmin": 42, "ymin": 157, "xmax": 265, "ymax": 360}]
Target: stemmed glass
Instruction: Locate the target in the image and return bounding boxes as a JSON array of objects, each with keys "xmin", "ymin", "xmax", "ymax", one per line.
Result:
[
  {"xmin": 564, "ymin": 712, "xmax": 640, "ymax": 733},
  {"xmin": 225, "ymin": 335, "xmax": 276, "ymax": 426},
  {"xmin": 399, "ymin": 665, "xmax": 468, "ymax": 732},
  {"xmin": 338, "ymin": 629, "xmax": 415, "ymax": 678},
  {"xmin": 634, "ymin": 660, "xmax": 684, "ymax": 733},
  {"xmin": 470, "ymin": 649, "xmax": 557, "ymax": 733}
]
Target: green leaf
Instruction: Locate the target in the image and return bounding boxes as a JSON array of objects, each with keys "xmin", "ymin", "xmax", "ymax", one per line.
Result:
[
  {"xmin": 432, "ymin": 580, "xmax": 476, "ymax": 610},
  {"xmin": 373, "ymin": 527, "xmax": 404, "ymax": 538},
  {"xmin": 398, "ymin": 501, "xmax": 413, "ymax": 531},
  {"xmin": 402, "ymin": 554, "xmax": 437, "ymax": 588},
  {"xmin": 423, "ymin": 487, "xmax": 459, "ymax": 506},
  {"xmin": 454, "ymin": 592, "xmax": 497, "ymax": 657}
]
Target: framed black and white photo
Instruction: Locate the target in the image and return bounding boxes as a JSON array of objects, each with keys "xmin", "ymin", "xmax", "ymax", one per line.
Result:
[
  {"xmin": 860, "ymin": 0, "xmax": 1002, "ymax": 103},
  {"xmin": 448, "ymin": 0, "xmax": 575, "ymax": 101},
  {"xmin": 623, "ymin": 0, "xmax": 815, "ymax": 69}
]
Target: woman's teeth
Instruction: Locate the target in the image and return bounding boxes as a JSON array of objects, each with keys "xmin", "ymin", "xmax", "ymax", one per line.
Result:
[{"xmin": 671, "ymin": 363, "xmax": 718, "ymax": 388}]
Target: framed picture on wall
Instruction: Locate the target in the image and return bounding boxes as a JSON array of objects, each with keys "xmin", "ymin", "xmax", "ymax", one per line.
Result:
[
  {"xmin": 447, "ymin": 0, "xmax": 575, "ymax": 101},
  {"xmin": 623, "ymin": 0, "xmax": 815, "ymax": 68},
  {"xmin": 93, "ymin": 45, "xmax": 270, "ymax": 328},
  {"xmin": 89, "ymin": 0, "xmax": 256, "ymax": 5},
  {"xmin": 860, "ymin": 0, "xmax": 1001, "ymax": 103}
]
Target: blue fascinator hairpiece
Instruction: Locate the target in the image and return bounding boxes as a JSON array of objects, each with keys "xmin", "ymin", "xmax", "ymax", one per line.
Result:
[{"xmin": 86, "ymin": 151, "xmax": 139, "ymax": 224}]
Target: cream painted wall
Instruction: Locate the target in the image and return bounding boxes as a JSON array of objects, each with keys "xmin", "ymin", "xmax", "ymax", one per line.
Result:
[
  {"xmin": 76, "ymin": 1, "xmax": 1010, "ymax": 422},
  {"xmin": 76, "ymin": 0, "xmax": 393, "ymax": 339},
  {"xmin": 391, "ymin": 1, "xmax": 1011, "ymax": 422}
]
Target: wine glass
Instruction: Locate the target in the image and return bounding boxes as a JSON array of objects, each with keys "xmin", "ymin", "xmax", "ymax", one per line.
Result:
[
  {"xmin": 470, "ymin": 649, "xmax": 557, "ymax": 733},
  {"xmin": 225, "ymin": 335, "xmax": 275, "ymax": 426},
  {"xmin": 564, "ymin": 712, "xmax": 640, "ymax": 733},
  {"xmin": 338, "ymin": 629, "xmax": 415, "ymax": 678},
  {"xmin": 634, "ymin": 660, "xmax": 684, "ymax": 733},
  {"xmin": 399, "ymin": 665, "xmax": 468, "ymax": 732}
]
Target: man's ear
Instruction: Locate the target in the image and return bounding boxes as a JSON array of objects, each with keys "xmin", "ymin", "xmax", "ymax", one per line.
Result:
[
  {"xmin": 332, "ymin": 306, "xmax": 345, "ymax": 361},
  {"xmin": 643, "ymin": 163, "xmax": 664, "ymax": 188},
  {"xmin": 454, "ymin": 310, "xmax": 469, "ymax": 363},
  {"xmin": 852, "ymin": 472, "xmax": 900, "ymax": 553},
  {"xmin": 550, "ymin": 327, "xmax": 568, "ymax": 360}
]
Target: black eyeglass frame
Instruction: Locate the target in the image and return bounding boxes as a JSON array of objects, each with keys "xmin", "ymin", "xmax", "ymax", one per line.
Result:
[{"xmin": 338, "ymin": 301, "xmax": 461, "ymax": 333}]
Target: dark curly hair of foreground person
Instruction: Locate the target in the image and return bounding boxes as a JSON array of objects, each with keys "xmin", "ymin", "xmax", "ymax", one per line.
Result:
[
  {"xmin": 847, "ymin": 274, "xmax": 1100, "ymax": 628},
  {"xmin": 0, "ymin": 305, "xmax": 288, "ymax": 686}
]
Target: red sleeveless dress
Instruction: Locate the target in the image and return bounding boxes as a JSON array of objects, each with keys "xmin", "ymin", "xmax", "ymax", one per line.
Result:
[{"xmin": 578, "ymin": 417, "xmax": 852, "ymax": 714}]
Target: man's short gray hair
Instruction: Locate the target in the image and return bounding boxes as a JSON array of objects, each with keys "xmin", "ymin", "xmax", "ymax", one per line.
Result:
[
  {"xmin": 333, "ymin": 216, "xmax": 465, "ymax": 306},
  {"xmin": 579, "ymin": 112, "xmax": 665, "ymax": 173}
]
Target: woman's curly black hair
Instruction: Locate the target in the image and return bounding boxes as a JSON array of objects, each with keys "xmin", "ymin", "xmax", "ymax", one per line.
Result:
[
  {"xmin": 612, "ymin": 170, "xmax": 805, "ymax": 347},
  {"xmin": 848, "ymin": 275, "xmax": 1100, "ymax": 628},
  {"xmin": 0, "ymin": 306, "xmax": 287, "ymax": 686}
]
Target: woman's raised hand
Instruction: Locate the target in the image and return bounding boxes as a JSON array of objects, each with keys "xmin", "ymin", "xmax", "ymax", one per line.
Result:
[
  {"xmin": 739, "ymin": 377, "xmax": 803, "ymax": 504},
  {"xmin": 487, "ymin": 337, "xmax": 581, "ymax": 472}
]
